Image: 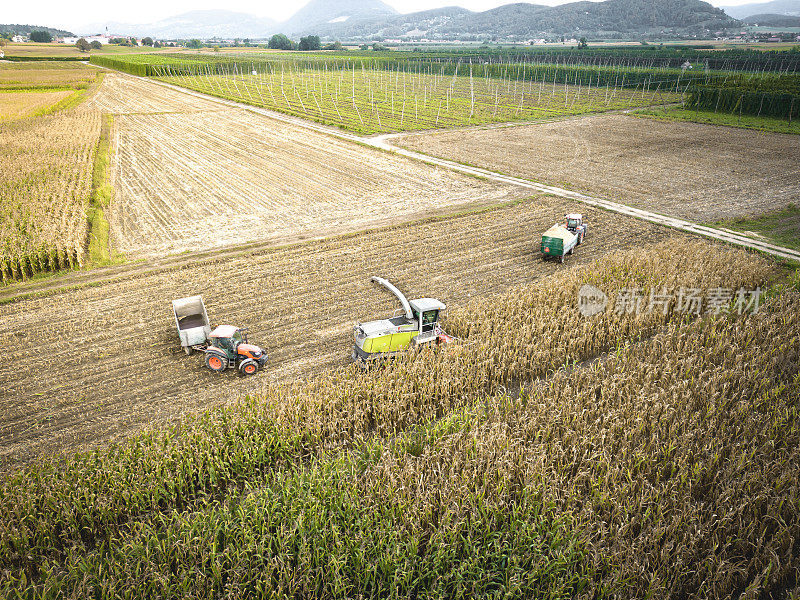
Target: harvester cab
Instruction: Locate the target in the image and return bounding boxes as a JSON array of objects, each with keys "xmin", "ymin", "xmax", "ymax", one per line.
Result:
[
  {"xmin": 564, "ymin": 213, "xmax": 587, "ymax": 244},
  {"xmin": 352, "ymin": 277, "xmax": 452, "ymax": 364}
]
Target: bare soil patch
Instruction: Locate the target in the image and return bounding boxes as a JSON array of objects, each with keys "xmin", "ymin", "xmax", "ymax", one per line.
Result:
[{"xmin": 396, "ymin": 113, "xmax": 800, "ymax": 222}]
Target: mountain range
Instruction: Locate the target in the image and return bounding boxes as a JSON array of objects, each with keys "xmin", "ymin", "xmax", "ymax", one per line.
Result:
[
  {"xmin": 82, "ymin": 0, "xmax": 743, "ymax": 41},
  {"xmin": 0, "ymin": 24, "xmax": 74, "ymax": 37},
  {"xmin": 741, "ymin": 12, "xmax": 800, "ymax": 24},
  {"xmin": 294, "ymin": 0, "xmax": 739, "ymax": 40},
  {"xmin": 719, "ymin": 0, "xmax": 800, "ymax": 19},
  {"xmin": 82, "ymin": 10, "xmax": 276, "ymax": 40}
]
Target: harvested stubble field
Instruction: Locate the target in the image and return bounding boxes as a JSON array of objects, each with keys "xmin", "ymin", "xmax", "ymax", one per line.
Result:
[
  {"xmin": 0, "ymin": 89, "xmax": 73, "ymax": 120},
  {"xmin": 0, "ymin": 61, "xmax": 98, "ymax": 91},
  {"xmin": 1, "ymin": 234, "xmax": 792, "ymax": 598},
  {"xmin": 86, "ymin": 70, "xmax": 223, "ymax": 114},
  {"xmin": 89, "ymin": 74, "xmax": 521, "ymax": 259},
  {"xmin": 396, "ymin": 112, "xmax": 800, "ymax": 222},
  {"xmin": 0, "ymin": 197, "xmax": 676, "ymax": 469}
]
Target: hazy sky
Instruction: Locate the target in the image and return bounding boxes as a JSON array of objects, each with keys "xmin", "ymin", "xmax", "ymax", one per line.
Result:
[{"xmin": 14, "ymin": 0, "xmax": 763, "ymax": 33}]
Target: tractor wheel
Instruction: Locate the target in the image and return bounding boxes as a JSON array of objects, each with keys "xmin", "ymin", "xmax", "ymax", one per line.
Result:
[
  {"xmin": 205, "ymin": 353, "xmax": 226, "ymax": 373},
  {"xmin": 239, "ymin": 360, "xmax": 258, "ymax": 375}
]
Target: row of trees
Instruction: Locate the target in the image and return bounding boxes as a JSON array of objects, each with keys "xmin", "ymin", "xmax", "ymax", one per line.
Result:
[
  {"xmin": 3, "ymin": 30, "xmax": 58, "ymax": 43},
  {"xmin": 268, "ymin": 34, "xmax": 345, "ymax": 52},
  {"xmin": 268, "ymin": 34, "xmax": 321, "ymax": 51},
  {"xmin": 110, "ymin": 36, "xmax": 164, "ymax": 47},
  {"xmin": 75, "ymin": 38, "xmax": 101, "ymax": 52},
  {"xmin": 30, "ymin": 30, "xmax": 53, "ymax": 43}
]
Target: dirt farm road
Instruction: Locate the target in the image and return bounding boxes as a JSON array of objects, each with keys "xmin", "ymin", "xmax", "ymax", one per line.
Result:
[{"xmin": 118, "ymin": 72, "xmax": 800, "ymax": 264}]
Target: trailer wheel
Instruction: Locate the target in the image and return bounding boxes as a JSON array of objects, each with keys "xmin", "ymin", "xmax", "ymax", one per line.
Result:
[
  {"xmin": 185, "ymin": 346, "xmax": 193, "ymax": 356},
  {"xmin": 205, "ymin": 353, "xmax": 226, "ymax": 373}
]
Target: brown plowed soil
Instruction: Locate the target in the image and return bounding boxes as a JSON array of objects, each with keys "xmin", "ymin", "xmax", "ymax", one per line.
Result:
[{"xmin": 395, "ymin": 113, "xmax": 800, "ymax": 222}]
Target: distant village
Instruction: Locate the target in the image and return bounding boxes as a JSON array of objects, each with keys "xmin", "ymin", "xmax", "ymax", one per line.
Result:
[{"xmin": 4, "ymin": 28, "xmax": 800, "ymax": 47}]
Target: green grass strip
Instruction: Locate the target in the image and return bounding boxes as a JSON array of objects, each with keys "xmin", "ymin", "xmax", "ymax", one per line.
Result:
[
  {"xmin": 636, "ymin": 106, "xmax": 800, "ymax": 135},
  {"xmin": 86, "ymin": 114, "xmax": 122, "ymax": 266},
  {"xmin": 710, "ymin": 203, "xmax": 800, "ymax": 252}
]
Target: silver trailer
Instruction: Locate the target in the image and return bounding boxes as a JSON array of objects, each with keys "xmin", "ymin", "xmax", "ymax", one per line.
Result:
[{"xmin": 172, "ymin": 295, "xmax": 211, "ymax": 355}]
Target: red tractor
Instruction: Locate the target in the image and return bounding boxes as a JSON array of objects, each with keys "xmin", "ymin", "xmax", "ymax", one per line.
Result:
[
  {"xmin": 172, "ymin": 296, "xmax": 267, "ymax": 375},
  {"xmin": 565, "ymin": 213, "xmax": 588, "ymax": 245},
  {"xmin": 203, "ymin": 326, "xmax": 267, "ymax": 375}
]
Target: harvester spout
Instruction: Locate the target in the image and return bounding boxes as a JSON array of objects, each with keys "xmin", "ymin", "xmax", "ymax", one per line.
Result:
[{"xmin": 371, "ymin": 276, "xmax": 412, "ymax": 319}]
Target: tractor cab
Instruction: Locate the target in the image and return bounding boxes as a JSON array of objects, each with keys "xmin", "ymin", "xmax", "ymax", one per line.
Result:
[
  {"xmin": 564, "ymin": 213, "xmax": 587, "ymax": 244},
  {"xmin": 565, "ymin": 213, "xmax": 583, "ymax": 230},
  {"xmin": 205, "ymin": 325, "xmax": 267, "ymax": 375},
  {"xmin": 209, "ymin": 325, "xmax": 246, "ymax": 360}
]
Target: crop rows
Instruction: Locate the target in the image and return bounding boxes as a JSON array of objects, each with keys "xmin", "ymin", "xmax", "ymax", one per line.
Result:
[
  {"xmin": 0, "ymin": 63, "xmax": 103, "ymax": 283},
  {"xmin": 0, "ymin": 197, "xmax": 679, "ymax": 469},
  {"xmin": 0, "ymin": 239, "xmax": 787, "ymax": 597},
  {"xmin": 0, "ymin": 105, "xmax": 101, "ymax": 283},
  {"xmin": 686, "ymin": 73, "xmax": 800, "ymax": 120},
  {"xmin": 396, "ymin": 46, "xmax": 800, "ymax": 72}
]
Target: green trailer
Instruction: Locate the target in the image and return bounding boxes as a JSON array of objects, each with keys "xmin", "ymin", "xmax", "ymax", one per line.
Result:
[{"xmin": 541, "ymin": 224, "xmax": 579, "ymax": 263}]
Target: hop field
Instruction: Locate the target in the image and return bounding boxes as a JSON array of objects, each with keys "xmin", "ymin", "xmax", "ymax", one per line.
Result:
[
  {"xmin": 0, "ymin": 238, "xmax": 794, "ymax": 598},
  {"xmin": 93, "ymin": 55, "xmax": 681, "ymax": 134}
]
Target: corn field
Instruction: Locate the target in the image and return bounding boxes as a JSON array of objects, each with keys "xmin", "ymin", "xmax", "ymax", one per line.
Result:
[
  {"xmin": 0, "ymin": 104, "xmax": 100, "ymax": 284},
  {"xmin": 1, "ymin": 240, "xmax": 795, "ymax": 598},
  {"xmin": 0, "ymin": 62, "xmax": 102, "ymax": 284}
]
